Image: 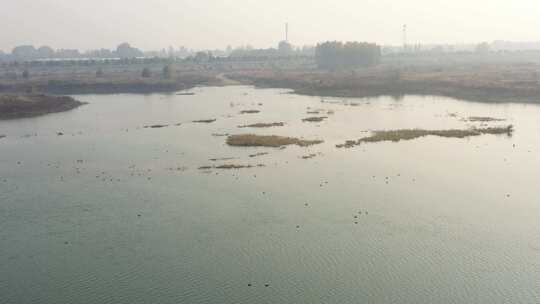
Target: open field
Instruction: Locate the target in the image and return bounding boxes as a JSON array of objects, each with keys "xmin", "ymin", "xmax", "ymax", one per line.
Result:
[
  {"xmin": 0, "ymin": 66, "xmax": 223, "ymax": 94},
  {"xmin": 228, "ymin": 63, "xmax": 540, "ymax": 103}
]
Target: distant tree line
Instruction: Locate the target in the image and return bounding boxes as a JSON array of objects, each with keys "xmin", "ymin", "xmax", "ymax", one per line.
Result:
[
  {"xmin": 315, "ymin": 41, "xmax": 381, "ymax": 69},
  {"xmin": 0, "ymin": 43, "xmax": 145, "ymax": 62}
]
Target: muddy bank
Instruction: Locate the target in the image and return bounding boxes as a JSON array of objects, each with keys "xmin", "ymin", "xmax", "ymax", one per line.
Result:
[
  {"xmin": 337, "ymin": 125, "xmax": 513, "ymax": 148},
  {"xmin": 227, "ymin": 134, "xmax": 324, "ymax": 147},
  {"xmin": 0, "ymin": 94, "xmax": 86, "ymax": 119}
]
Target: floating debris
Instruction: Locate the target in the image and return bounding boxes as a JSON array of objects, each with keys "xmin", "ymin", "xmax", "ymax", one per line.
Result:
[
  {"xmin": 336, "ymin": 125, "xmax": 514, "ymax": 148},
  {"xmin": 238, "ymin": 122, "xmax": 284, "ymax": 128},
  {"xmin": 226, "ymin": 134, "xmax": 324, "ymax": 148},
  {"xmin": 176, "ymin": 92, "xmax": 195, "ymax": 96},
  {"xmin": 212, "ymin": 133, "xmax": 229, "ymax": 137}
]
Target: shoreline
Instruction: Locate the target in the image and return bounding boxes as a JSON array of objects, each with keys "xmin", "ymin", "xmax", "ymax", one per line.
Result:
[
  {"xmin": 2, "ymin": 65, "xmax": 540, "ymax": 103},
  {"xmin": 0, "ymin": 73, "xmax": 223, "ymax": 95}
]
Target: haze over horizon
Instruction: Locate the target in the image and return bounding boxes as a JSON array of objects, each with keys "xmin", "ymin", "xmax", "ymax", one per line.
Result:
[{"xmin": 2, "ymin": 0, "xmax": 540, "ymax": 51}]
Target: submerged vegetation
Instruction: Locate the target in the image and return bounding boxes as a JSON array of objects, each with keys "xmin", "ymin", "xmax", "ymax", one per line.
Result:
[
  {"xmin": 239, "ymin": 110, "xmax": 261, "ymax": 114},
  {"xmin": 215, "ymin": 164, "xmax": 265, "ymax": 169},
  {"xmin": 302, "ymin": 116, "xmax": 328, "ymax": 122},
  {"xmin": 249, "ymin": 152, "xmax": 269, "ymax": 158},
  {"xmin": 198, "ymin": 164, "xmax": 265, "ymax": 170},
  {"xmin": 193, "ymin": 119, "xmax": 217, "ymax": 123},
  {"xmin": 463, "ymin": 116, "xmax": 506, "ymax": 122},
  {"xmin": 226, "ymin": 134, "xmax": 324, "ymax": 147},
  {"xmin": 337, "ymin": 125, "xmax": 513, "ymax": 148},
  {"xmin": 301, "ymin": 153, "xmax": 318, "ymax": 159},
  {"xmin": 143, "ymin": 124, "xmax": 169, "ymax": 129},
  {"xmin": 238, "ymin": 122, "xmax": 284, "ymax": 128}
]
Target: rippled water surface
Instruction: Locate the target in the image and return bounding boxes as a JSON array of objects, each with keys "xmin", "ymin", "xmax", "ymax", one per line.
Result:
[{"xmin": 1, "ymin": 86, "xmax": 540, "ymax": 303}]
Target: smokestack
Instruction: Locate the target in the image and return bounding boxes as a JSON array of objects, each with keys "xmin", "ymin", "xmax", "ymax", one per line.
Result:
[{"xmin": 286, "ymin": 23, "xmax": 289, "ymax": 43}]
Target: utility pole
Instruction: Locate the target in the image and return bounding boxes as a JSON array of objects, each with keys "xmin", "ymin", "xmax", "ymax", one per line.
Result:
[{"xmin": 403, "ymin": 24, "xmax": 407, "ymax": 51}]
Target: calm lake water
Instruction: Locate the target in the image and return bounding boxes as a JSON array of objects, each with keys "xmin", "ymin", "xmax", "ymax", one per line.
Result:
[{"xmin": 1, "ymin": 86, "xmax": 540, "ymax": 303}]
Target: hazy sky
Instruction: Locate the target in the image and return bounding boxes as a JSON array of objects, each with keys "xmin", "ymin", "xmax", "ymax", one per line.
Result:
[{"xmin": 2, "ymin": 0, "xmax": 540, "ymax": 51}]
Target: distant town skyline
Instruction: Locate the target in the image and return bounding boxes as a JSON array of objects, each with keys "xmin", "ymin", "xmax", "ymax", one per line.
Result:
[{"xmin": 2, "ymin": 0, "xmax": 540, "ymax": 51}]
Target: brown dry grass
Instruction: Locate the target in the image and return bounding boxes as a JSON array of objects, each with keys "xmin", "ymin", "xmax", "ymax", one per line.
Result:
[
  {"xmin": 0, "ymin": 94, "xmax": 85, "ymax": 119},
  {"xmin": 228, "ymin": 64, "xmax": 540, "ymax": 103},
  {"xmin": 227, "ymin": 134, "xmax": 324, "ymax": 147},
  {"xmin": 337, "ymin": 125, "xmax": 513, "ymax": 148}
]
